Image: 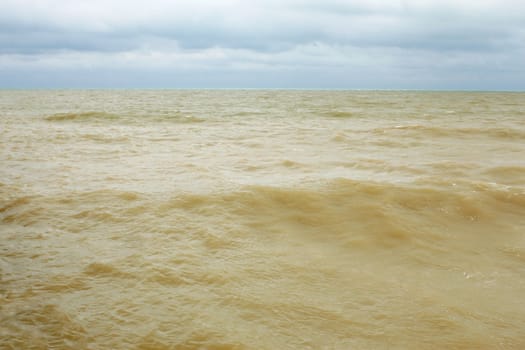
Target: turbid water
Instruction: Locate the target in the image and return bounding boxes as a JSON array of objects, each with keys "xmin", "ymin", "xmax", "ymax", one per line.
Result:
[{"xmin": 1, "ymin": 90, "xmax": 524, "ymax": 349}]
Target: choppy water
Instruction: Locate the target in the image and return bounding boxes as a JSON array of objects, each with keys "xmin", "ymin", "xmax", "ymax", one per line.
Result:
[{"xmin": 1, "ymin": 90, "xmax": 525, "ymax": 349}]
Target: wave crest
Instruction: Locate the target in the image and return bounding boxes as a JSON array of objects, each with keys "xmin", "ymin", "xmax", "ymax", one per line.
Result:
[
  {"xmin": 44, "ymin": 111, "xmax": 119, "ymax": 122},
  {"xmin": 371, "ymin": 125, "xmax": 525, "ymax": 140}
]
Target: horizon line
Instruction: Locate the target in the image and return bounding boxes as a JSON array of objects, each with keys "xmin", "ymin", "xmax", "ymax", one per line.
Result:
[{"xmin": 1, "ymin": 87, "xmax": 524, "ymax": 93}]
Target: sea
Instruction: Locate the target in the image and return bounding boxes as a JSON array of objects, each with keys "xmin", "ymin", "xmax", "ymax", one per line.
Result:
[{"xmin": 1, "ymin": 89, "xmax": 524, "ymax": 349}]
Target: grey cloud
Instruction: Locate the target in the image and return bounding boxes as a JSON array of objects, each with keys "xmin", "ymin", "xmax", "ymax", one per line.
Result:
[
  {"xmin": 1, "ymin": 0, "xmax": 523, "ymax": 54},
  {"xmin": 0, "ymin": 0, "xmax": 524, "ymax": 89},
  {"xmin": 0, "ymin": 31, "xmax": 143, "ymax": 54}
]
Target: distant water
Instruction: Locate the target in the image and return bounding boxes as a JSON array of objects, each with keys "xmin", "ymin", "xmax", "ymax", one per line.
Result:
[{"xmin": 1, "ymin": 90, "xmax": 524, "ymax": 349}]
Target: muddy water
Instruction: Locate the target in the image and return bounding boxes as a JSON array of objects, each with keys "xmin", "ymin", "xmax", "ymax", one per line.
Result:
[{"xmin": 1, "ymin": 90, "xmax": 524, "ymax": 349}]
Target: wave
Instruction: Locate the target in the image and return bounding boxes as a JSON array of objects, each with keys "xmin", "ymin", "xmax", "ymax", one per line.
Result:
[
  {"xmin": 80, "ymin": 133, "xmax": 130, "ymax": 143},
  {"xmin": 323, "ymin": 110, "xmax": 355, "ymax": 118},
  {"xmin": 3, "ymin": 179, "xmax": 522, "ymax": 253},
  {"xmin": 163, "ymin": 114, "xmax": 206, "ymax": 123},
  {"xmin": 44, "ymin": 111, "xmax": 120, "ymax": 122},
  {"xmin": 483, "ymin": 166, "xmax": 525, "ymax": 186},
  {"xmin": 44, "ymin": 111, "xmax": 206, "ymax": 124},
  {"xmin": 370, "ymin": 125, "xmax": 525, "ymax": 140},
  {"xmin": 2, "ymin": 179, "xmax": 525, "ymax": 349},
  {"xmin": 0, "ymin": 303, "xmax": 90, "ymax": 349}
]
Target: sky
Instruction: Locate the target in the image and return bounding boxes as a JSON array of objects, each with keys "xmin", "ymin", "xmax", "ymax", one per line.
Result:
[{"xmin": 0, "ymin": 0, "xmax": 524, "ymax": 89}]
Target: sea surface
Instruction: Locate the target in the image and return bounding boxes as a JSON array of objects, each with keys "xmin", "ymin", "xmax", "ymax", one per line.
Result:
[{"xmin": 1, "ymin": 90, "xmax": 524, "ymax": 349}]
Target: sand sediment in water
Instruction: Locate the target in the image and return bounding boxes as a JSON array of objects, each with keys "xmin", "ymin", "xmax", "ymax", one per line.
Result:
[{"xmin": 1, "ymin": 90, "xmax": 525, "ymax": 349}]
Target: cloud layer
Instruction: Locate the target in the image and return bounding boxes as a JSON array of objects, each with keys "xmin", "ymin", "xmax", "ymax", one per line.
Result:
[{"xmin": 1, "ymin": 0, "xmax": 524, "ymax": 89}]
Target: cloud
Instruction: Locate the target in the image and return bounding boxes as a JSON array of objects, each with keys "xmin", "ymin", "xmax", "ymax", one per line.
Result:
[{"xmin": 0, "ymin": 0, "xmax": 524, "ymax": 88}]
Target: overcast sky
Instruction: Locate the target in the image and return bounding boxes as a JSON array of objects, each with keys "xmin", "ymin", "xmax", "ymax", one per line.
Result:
[{"xmin": 1, "ymin": 0, "xmax": 524, "ymax": 89}]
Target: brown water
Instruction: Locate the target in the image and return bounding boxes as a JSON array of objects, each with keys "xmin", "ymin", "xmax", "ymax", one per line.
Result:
[{"xmin": 1, "ymin": 90, "xmax": 525, "ymax": 349}]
